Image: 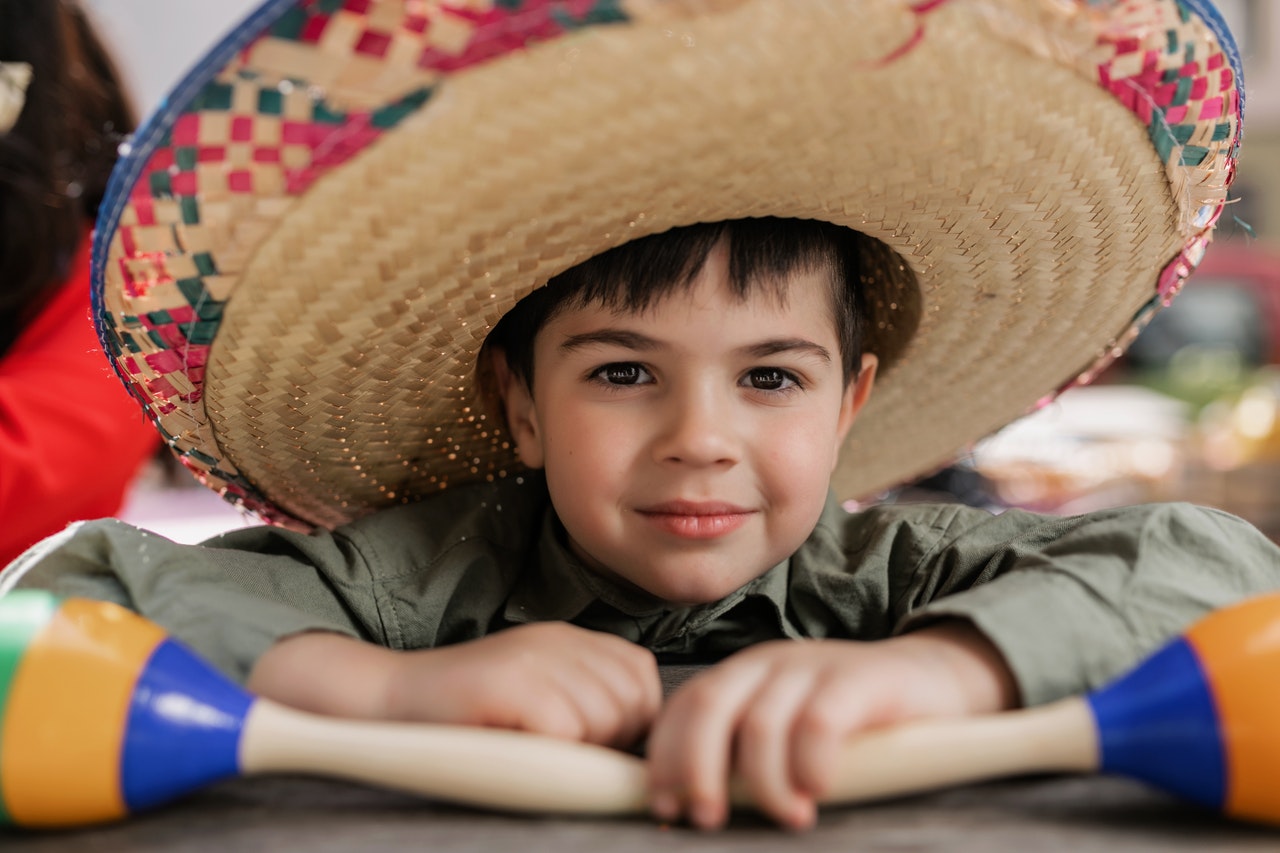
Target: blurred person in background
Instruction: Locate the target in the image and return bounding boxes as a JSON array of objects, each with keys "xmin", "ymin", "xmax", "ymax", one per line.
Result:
[{"xmin": 0, "ymin": 0, "xmax": 158, "ymax": 566}]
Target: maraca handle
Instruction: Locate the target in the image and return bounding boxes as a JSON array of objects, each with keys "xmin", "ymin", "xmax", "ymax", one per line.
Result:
[
  {"xmin": 239, "ymin": 698, "xmax": 651, "ymax": 814},
  {"xmin": 816, "ymin": 696, "xmax": 1099, "ymax": 806},
  {"xmin": 242, "ymin": 696, "xmax": 1098, "ymax": 816}
]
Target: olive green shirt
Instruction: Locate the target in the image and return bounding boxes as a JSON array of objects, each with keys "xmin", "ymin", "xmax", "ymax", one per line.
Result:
[{"xmin": 6, "ymin": 474, "xmax": 1279, "ymax": 705}]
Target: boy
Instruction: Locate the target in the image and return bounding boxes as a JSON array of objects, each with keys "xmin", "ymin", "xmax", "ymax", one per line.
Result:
[
  {"xmin": 13, "ymin": 219, "xmax": 1280, "ymax": 831},
  {"xmin": 4, "ymin": 0, "xmax": 1275, "ymax": 835}
]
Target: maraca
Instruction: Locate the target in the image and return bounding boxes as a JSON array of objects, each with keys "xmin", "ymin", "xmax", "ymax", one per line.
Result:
[{"xmin": 2, "ymin": 588, "xmax": 1279, "ymax": 829}]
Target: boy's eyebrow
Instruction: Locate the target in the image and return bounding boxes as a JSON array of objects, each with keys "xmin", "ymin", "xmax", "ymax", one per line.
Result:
[
  {"xmin": 558, "ymin": 329, "xmax": 663, "ymax": 353},
  {"xmin": 743, "ymin": 338, "xmax": 832, "ymax": 363},
  {"xmin": 559, "ymin": 330, "xmax": 832, "ymax": 363}
]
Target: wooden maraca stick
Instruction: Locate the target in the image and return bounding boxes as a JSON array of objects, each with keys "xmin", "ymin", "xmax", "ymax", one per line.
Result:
[
  {"xmin": 240, "ymin": 698, "xmax": 650, "ymax": 814},
  {"xmin": 242, "ymin": 694, "xmax": 1097, "ymax": 815},
  {"xmin": 815, "ymin": 699, "xmax": 1097, "ymax": 804}
]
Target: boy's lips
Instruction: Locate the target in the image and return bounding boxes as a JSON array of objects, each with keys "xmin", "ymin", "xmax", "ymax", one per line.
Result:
[{"xmin": 635, "ymin": 501, "xmax": 755, "ymax": 540}]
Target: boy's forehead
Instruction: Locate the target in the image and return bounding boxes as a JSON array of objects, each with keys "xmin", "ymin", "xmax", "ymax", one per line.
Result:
[
  {"xmin": 548, "ymin": 262, "xmax": 839, "ymax": 332},
  {"xmin": 572, "ymin": 251, "xmax": 838, "ymax": 316}
]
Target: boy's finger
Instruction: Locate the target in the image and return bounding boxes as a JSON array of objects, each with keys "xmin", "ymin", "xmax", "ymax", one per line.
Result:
[
  {"xmin": 734, "ymin": 668, "xmax": 818, "ymax": 829},
  {"xmin": 581, "ymin": 643, "xmax": 662, "ymax": 745},
  {"xmin": 548, "ymin": 660, "xmax": 634, "ymax": 746},
  {"xmin": 790, "ymin": 675, "xmax": 871, "ymax": 796},
  {"xmin": 513, "ymin": 686, "xmax": 589, "ymax": 742},
  {"xmin": 646, "ymin": 662, "xmax": 764, "ymax": 828}
]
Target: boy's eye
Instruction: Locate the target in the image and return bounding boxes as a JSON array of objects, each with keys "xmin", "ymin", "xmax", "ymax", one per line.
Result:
[
  {"xmin": 591, "ymin": 362, "xmax": 652, "ymax": 386},
  {"xmin": 743, "ymin": 367, "xmax": 799, "ymax": 391}
]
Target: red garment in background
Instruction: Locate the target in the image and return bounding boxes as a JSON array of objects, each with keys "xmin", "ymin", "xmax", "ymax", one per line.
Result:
[{"xmin": 0, "ymin": 236, "xmax": 159, "ymax": 566}]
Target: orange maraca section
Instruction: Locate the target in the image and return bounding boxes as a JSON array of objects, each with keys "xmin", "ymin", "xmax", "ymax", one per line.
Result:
[
  {"xmin": 1, "ymin": 599, "xmax": 166, "ymax": 826},
  {"xmin": 1184, "ymin": 591, "xmax": 1280, "ymax": 824}
]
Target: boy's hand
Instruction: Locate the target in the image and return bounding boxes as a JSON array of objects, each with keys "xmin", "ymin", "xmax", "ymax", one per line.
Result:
[
  {"xmin": 250, "ymin": 623, "xmax": 662, "ymax": 750},
  {"xmin": 385, "ymin": 622, "xmax": 662, "ymax": 748},
  {"xmin": 645, "ymin": 621, "xmax": 1018, "ymax": 831}
]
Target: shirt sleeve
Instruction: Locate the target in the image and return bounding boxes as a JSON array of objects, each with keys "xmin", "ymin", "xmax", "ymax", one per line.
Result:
[
  {"xmin": 4, "ymin": 519, "xmax": 379, "ymax": 684},
  {"xmin": 872, "ymin": 502, "xmax": 1280, "ymax": 705}
]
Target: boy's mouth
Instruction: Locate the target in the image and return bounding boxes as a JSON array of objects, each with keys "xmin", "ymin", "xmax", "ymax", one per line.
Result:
[{"xmin": 635, "ymin": 501, "xmax": 755, "ymax": 539}]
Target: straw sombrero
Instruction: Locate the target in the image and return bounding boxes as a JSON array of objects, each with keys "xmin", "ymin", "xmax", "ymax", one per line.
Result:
[{"xmin": 93, "ymin": 0, "xmax": 1243, "ymax": 530}]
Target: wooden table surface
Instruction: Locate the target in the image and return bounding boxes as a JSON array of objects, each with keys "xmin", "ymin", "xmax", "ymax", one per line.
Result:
[{"xmin": 6, "ymin": 772, "xmax": 1279, "ymax": 853}]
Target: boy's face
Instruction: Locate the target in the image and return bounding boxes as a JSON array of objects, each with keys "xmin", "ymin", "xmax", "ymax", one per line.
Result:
[{"xmin": 500, "ymin": 242, "xmax": 877, "ymax": 605}]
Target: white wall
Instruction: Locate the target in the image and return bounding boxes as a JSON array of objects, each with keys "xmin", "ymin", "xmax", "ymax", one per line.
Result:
[
  {"xmin": 1210, "ymin": 0, "xmax": 1278, "ymax": 130},
  {"xmin": 82, "ymin": 0, "xmax": 261, "ymax": 116}
]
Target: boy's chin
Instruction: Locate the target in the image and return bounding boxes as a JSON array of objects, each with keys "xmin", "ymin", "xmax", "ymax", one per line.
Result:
[
  {"xmin": 634, "ymin": 571, "xmax": 764, "ymax": 608},
  {"xmin": 576, "ymin": 543, "xmax": 776, "ymax": 607}
]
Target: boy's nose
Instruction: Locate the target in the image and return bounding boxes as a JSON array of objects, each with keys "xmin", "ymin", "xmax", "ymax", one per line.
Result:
[{"xmin": 653, "ymin": 383, "xmax": 741, "ymax": 467}]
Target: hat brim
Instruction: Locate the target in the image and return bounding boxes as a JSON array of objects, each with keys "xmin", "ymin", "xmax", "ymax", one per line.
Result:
[{"xmin": 95, "ymin": 0, "xmax": 1242, "ymax": 528}]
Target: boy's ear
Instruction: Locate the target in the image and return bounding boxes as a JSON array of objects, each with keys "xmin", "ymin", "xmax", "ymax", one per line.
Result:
[
  {"xmin": 836, "ymin": 352, "xmax": 878, "ymax": 443},
  {"xmin": 489, "ymin": 347, "xmax": 545, "ymax": 469}
]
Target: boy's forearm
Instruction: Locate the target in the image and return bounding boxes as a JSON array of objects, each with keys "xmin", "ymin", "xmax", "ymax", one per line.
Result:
[
  {"xmin": 890, "ymin": 620, "xmax": 1020, "ymax": 714},
  {"xmin": 9, "ymin": 518, "xmax": 376, "ymax": 687},
  {"xmin": 248, "ymin": 631, "xmax": 400, "ymax": 719},
  {"xmin": 894, "ymin": 503, "xmax": 1280, "ymax": 706}
]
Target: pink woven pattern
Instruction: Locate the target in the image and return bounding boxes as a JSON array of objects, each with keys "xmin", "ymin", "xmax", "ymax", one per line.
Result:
[
  {"xmin": 100, "ymin": 0, "xmax": 628, "ymax": 522},
  {"xmin": 1041, "ymin": 0, "xmax": 1241, "ymax": 403}
]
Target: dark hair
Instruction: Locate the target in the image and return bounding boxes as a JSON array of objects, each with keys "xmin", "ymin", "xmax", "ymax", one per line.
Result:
[
  {"xmin": 489, "ymin": 217, "xmax": 881, "ymax": 388},
  {"xmin": 0, "ymin": 0, "xmax": 135, "ymax": 356}
]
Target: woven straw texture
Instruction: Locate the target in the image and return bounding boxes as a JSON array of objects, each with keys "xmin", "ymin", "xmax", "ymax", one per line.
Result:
[{"xmin": 96, "ymin": 0, "xmax": 1241, "ymax": 528}]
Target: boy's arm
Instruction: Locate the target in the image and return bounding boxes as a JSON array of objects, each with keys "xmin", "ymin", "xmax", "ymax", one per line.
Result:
[
  {"xmin": 250, "ymin": 624, "xmax": 661, "ymax": 747},
  {"xmin": 650, "ymin": 500, "xmax": 1280, "ymax": 830},
  {"xmin": 5, "ymin": 518, "xmax": 371, "ymax": 685},
  {"xmin": 879, "ymin": 501, "xmax": 1280, "ymax": 706},
  {"xmin": 797, "ymin": 500, "xmax": 1280, "ymax": 707},
  {"xmin": 7, "ymin": 519, "xmax": 661, "ymax": 746},
  {"xmin": 5, "ymin": 519, "xmax": 372, "ymax": 684}
]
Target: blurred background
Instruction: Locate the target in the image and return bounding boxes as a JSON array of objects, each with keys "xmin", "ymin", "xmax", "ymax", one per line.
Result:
[
  {"xmin": 921, "ymin": 0, "xmax": 1280, "ymax": 545},
  {"xmin": 78, "ymin": 0, "xmax": 1280, "ymax": 543}
]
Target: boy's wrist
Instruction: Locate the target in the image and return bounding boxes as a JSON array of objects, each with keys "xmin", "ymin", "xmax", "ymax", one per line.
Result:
[
  {"xmin": 889, "ymin": 620, "xmax": 1020, "ymax": 715},
  {"xmin": 248, "ymin": 630, "xmax": 402, "ymax": 719}
]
